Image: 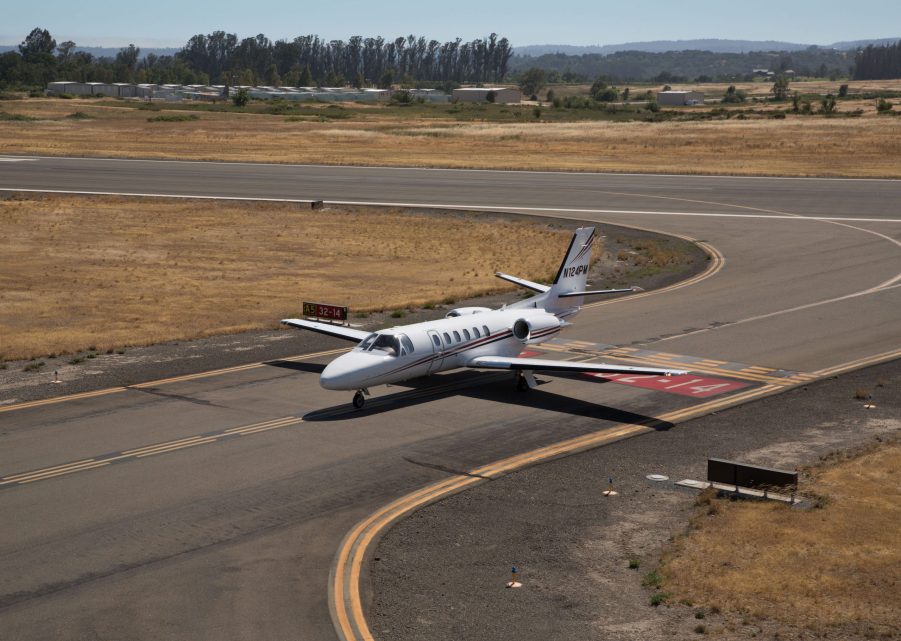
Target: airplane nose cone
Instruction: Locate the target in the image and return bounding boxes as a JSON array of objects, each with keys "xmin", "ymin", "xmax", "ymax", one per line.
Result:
[{"xmin": 320, "ymin": 354, "xmax": 361, "ymax": 390}]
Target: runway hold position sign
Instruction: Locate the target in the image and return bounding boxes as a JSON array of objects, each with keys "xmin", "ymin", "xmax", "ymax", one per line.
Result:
[{"xmin": 584, "ymin": 372, "xmax": 750, "ymax": 397}]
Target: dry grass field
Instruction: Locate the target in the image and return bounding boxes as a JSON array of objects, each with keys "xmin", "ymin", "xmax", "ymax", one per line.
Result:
[
  {"xmin": 0, "ymin": 194, "xmax": 568, "ymax": 360},
  {"xmin": 661, "ymin": 441, "xmax": 900, "ymax": 637},
  {"xmin": 1, "ymin": 96, "xmax": 899, "ymax": 177}
]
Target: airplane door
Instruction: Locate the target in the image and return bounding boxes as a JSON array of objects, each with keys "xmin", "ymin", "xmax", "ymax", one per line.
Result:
[{"xmin": 426, "ymin": 330, "xmax": 445, "ymax": 374}]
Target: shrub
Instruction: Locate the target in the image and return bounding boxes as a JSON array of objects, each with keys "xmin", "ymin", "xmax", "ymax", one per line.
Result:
[
  {"xmin": 390, "ymin": 89, "xmax": 413, "ymax": 104},
  {"xmin": 646, "ymin": 101, "xmax": 659, "ymax": 113},
  {"xmin": 23, "ymin": 361, "xmax": 45, "ymax": 372},
  {"xmin": 67, "ymin": 111, "xmax": 91, "ymax": 119},
  {"xmin": 821, "ymin": 94, "xmax": 837, "ymax": 114},
  {"xmin": 628, "ymin": 558, "xmax": 641, "ymax": 569},
  {"xmin": 650, "ymin": 592, "xmax": 669, "ymax": 606},
  {"xmin": 694, "ymin": 623, "xmax": 707, "ymax": 634},
  {"xmin": 876, "ymin": 98, "xmax": 893, "ymax": 113},
  {"xmin": 232, "ymin": 88, "xmax": 249, "ymax": 107},
  {"xmin": 146, "ymin": 114, "xmax": 200, "ymax": 122},
  {"xmin": 390, "ymin": 310, "xmax": 406, "ymax": 318},
  {"xmin": 532, "ymin": 106, "xmax": 541, "ymax": 119},
  {"xmin": 722, "ymin": 85, "xmax": 746, "ymax": 103},
  {"xmin": 643, "ymin": 570, "xmax": 663, "ymax": 587},
  {"xmin": 0, "ymin": 112, "xmax": 36, "ymax": 121}
]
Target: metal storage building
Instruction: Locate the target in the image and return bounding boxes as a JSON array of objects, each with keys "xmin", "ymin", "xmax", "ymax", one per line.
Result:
[
  {"xmin": 656, "ymin": 90, "xmax": 704, "ymax": 106},
  {"xmin": 452, "ymin": 87, "xmax": 521, "ymax": 103}
]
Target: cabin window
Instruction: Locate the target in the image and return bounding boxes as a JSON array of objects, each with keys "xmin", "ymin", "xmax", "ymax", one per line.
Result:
[
  {"xmin": 399, "ymin": 334, "xmax": 415, "ymax": 354},
  {"xmin": 462, "ymin": 329, "xmax": 471, "ymax": 340},
  {"xmin": 473, "ymin": 327, "xmax": 481, "ymax": 338},
  {"xmin": 483, "ymin": 325, "xmax": 490, "ymax": 336},
  {"xmin": 443, "ymin": 332, "xmax": 452, "ymax": 345},
  {"xmin": 431, "ymin": 334, "xmax": 441, "ymax": 348},
  {"xmin": 453, "ymin": 330, "xmax": 461, "ymax": 342}
]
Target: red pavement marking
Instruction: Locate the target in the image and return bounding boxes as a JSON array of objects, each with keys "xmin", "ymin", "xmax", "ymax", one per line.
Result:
[
  {"xmin": 584, "ymin": 372, "xmax": 751, "ymax": 397},
  {"xmin": 519, "ymin": 350, "xmax": 542, "ymax": 358}
]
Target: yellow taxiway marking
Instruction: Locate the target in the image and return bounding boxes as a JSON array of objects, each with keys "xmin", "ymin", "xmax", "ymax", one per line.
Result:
[
  {"xmin": 331, "ymin": 345, "xmax": 900, "ymax": 641},
  {"xmin": 0, "ymin": 347, "xmax": 349, "ymax": 415},
  {"xmin": 0, "ymin": 416, "xmax": 304, "ymax": 488}
]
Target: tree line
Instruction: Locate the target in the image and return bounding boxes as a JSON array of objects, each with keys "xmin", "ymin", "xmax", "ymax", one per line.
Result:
[
  {"xmin": 0, "ymin": 27, "xmax": 513, "ymax": 89},
  {"xmin": 509, "ymin": 47, "xmax": 860, "ymax": 83},
  {"xmin": 853, "ymin": 41, "xmax": 901, "ymax": 80}
]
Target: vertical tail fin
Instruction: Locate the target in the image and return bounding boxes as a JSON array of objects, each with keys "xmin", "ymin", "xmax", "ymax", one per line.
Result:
[{"xmin": 545, "ymin": 226, "xmax": 596, "ymax": 315}]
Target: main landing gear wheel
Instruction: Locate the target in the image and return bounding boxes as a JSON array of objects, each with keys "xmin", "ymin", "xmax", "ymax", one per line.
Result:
[
  {"xmin": 517, "ymin": 374, "xmax": 529, "ymax": 392},
  {"xmin": 352, "ymin": 391, "xmax": 366, "ymax": 409}
]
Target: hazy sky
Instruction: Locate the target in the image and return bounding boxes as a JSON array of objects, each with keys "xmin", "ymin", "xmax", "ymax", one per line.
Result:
[{"xmin": 2, "ymin": 0, "xmax": 898, "ymax": 48}]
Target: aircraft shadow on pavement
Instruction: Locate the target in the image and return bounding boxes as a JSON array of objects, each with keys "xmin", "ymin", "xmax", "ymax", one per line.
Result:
[
  {"xmin": 265, "ymin": 360, "xmax": 327, "ymax": 374},
  {"xmin": 303, "ymin": 370, "xmax": 671, "ymax": 430}
]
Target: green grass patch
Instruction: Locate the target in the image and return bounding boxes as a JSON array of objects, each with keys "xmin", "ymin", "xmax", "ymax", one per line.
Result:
[
  {"xmin": 146, "ymin": 113, "xmax": 200, "ymax": 122},
  {"xmin": 66, "ymin": 111, "xmax": 92, "ymax": 120},
  {"xmin": 23, "ymin": 360, "xmax": 45, "ymax": 372},
  {"xmin": 0, "ymin": 111, "xmax": 37, "ymax": 121},
  {"xmin": 643, "ymin": 570, "xmax": 663, "ymax": 588}
]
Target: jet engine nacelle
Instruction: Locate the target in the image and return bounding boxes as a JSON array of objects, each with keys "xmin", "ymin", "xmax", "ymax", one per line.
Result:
[
  {"xmin": 511, "ymin": 314, "xmax": 561, "ymax": 344},
  {"xmin": 446, "ymin": 307, "xmax": 492, "ymax": 318}
]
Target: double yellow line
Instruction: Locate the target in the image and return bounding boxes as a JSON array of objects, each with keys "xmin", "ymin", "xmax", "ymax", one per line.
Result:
[
  {"xmin": 330, "ymin": 346, "xmax": 900, "ymax": 641},
  {"xmin": 0, "ymin": 416, "xmax": 303, "ymax": 487}
]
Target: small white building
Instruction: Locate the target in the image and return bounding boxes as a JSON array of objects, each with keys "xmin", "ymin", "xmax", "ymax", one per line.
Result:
[
  {"xmin": 452, "ymin": 87, "xmax": 521, "ymax": 103},
  {"xmin": 656, "ymin": 90, "xmax": 704, "ymax": 106}
]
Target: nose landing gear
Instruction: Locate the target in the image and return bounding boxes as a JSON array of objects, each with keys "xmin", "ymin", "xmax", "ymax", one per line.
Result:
[{"xmin": 352, "ymin": 389, "xmax": 369, "ymax": 409}]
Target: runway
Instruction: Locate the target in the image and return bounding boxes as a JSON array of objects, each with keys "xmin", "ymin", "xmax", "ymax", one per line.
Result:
[{"xmin": 0, "ymin": 157, "xmax": 898, "ymax": 640}]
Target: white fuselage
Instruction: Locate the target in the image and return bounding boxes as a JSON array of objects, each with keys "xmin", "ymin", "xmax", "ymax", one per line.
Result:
[{"xmin": 320, "ymin": 308, "xmax": 562, "ymax": 391}]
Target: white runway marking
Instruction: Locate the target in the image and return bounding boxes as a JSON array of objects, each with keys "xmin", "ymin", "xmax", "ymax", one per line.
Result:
[
  {"xmin": 0, "ymin": 158, "xmax": 37, "ymax": 162},
  {"xmin": 0, "ymin": 188, "xmax": 898, "ymax": 223}
]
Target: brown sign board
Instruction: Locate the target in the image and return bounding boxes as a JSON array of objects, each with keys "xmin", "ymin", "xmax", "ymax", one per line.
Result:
[
  {"xmin": 303, "ymin": 301, "xmax": 348, "ymax": 322},
  {"xmin": 708, "ymin": 458, "xmax": 798, "ymax": 491}
]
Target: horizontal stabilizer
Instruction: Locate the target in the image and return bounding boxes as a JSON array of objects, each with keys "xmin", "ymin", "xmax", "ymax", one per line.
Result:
[
  {"xmin": 557, "ymin": 286, "xmax": 642, "ymax": 298},
  {"xmin": 467, "ymin": 355, "xmax": 687, "ymax": 376},
  {"xmin": 281, "ymin": 318, "xmax": 370, "ymax": 343},
  {"xmin": 495, "ymin": 271, "xmax": 550, "ymax": 293}
]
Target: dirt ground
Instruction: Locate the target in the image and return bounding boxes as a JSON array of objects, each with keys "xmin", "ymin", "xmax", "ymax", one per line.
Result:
[
  {"xmin": 1, "ymin": 96, "xmax": 899, "ymax": 177},
  {"xmin": 0, "ymin": 195, "xmax": 573, "ymax": 361},
  {"xmin": 369, "ymin": 359, "xmax": 900, "ymax": 641}
]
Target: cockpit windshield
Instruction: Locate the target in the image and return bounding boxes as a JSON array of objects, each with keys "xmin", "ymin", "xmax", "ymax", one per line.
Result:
[{"xmin": 356, "ymin": 332, "xmax": 400, "ymax": 356}]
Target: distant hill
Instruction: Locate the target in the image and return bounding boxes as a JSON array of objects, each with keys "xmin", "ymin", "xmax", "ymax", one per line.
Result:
[
  {"xmin": 0, "ymin": 45, "xmax": 179, "ymax": 59},
  {"xmin": 515, "ymin": 38, "xmax": 901, "ymax": 56}
]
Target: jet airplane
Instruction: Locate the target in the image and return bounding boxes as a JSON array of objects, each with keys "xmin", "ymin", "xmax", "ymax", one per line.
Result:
[{"xmin": 282, "ymin": 227, "xmax": 686, "ymax": 408}]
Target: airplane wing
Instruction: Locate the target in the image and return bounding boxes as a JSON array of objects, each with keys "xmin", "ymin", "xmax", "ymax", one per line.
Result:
[
  {"xmin": 467, "ymin": 355, "xmax": 688, "ymax": 377},
  {"xmin": 494, "ymin": 271, "xmax": 550, "ymax": 293},
  {"xmin": 281, "ymin": 318, "xmax": 370, "ymax": 343}
]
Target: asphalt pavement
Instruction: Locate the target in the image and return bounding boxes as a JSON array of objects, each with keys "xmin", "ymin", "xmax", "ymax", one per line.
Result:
[{"xmin": 0, "ymin": 157, "xmax": 898, "ymax": 641}]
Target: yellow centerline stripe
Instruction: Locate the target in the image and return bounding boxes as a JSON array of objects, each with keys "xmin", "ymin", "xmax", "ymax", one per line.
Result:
[
  {"xmin": 223, "ymin": 416, "xmax": 300, "ymax": 434},
  {"xmin": 585, "ymin": 240, "xmax": 725, "ymax": 310},
  {"xmin": 0, "ymin": 387, "xmax": 129, "ymax": 414},
  {"xmin": 1, "ymin": 415, "xmax": 304, "ymax": 487},
  {"xmin": 0, "ymin": 347, "xmax": 351, "ymax": 415},
  {"xmin": 333, "ymin": 379, "xmax": 791, "ymax": 641},
  {"xmin": 135, "ymin": 436, "xmax": 220, "ymax": 457},
  {"xmin": 1, "ymin": 458, "xmax": 96, "ymax": 481},
  {"xmin": 12, "ymin": 460, "xmax": 112, "ymax": 484}
]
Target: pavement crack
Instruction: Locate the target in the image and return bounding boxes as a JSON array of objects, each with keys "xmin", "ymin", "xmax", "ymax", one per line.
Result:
[{"xmin": 402, "ymin": 457, "xmax": 492, "ymax": 479}]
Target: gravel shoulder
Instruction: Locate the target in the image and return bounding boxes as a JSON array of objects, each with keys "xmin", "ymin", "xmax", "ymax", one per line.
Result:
[
  {"xmin": 0, "ymin": 216, "xmax": 706, "ymax": 406},
  {"xmin": 369, "ymin": 359, "xmax": 899, "ymax": 641}
]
